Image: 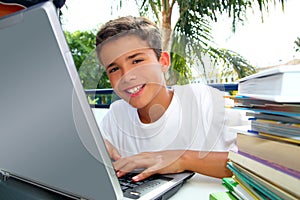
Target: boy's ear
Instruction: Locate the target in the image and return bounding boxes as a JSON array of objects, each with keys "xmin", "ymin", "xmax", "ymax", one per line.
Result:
[{"xmin": 159, "ymin": 51, "xmax": 170, "ymax": 72}]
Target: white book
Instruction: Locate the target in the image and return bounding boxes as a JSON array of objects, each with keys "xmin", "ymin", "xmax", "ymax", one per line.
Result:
[{"xmin": 237, "ymin": 65, "xmax": 300, "ymax": 102}]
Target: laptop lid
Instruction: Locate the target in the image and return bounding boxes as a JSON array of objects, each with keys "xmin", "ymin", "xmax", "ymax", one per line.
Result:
[
  {"xmin": 0, "ymin": 2, "xmax": 122, "ymax": 199},
  {"xmin": 0, "ymin": 2, "xmax": 193, "ymax": 200}
]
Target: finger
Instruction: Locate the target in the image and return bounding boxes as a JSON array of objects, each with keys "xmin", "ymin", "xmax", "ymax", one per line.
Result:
[
  {"xmin": 111, "ymin": 148, "xmax": 121, "ymax": 161},
  {"xmin": 114, "ymin": 158, "xmax": 138, "ymax": 174},
  {"xmin": 132, "ymin": 160, "xmax": 172, "ymax": 181},
  {"xmin": 104, "ymin": 139, "xmax": 121, "ymax": 161},
  {"xmin": 116, "ymin": 170, "xmax": 128, "ymax": 178},
  {"xmin": 132, "ymin": 169, "xmax": 155, "ymax": 182},
  {"xmin": 104, "ymin": 139, "xmax": 112, "ymax": 148}
]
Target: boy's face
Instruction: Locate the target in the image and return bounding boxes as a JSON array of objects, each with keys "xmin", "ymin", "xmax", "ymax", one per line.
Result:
[{"xmin": 98, "ymin": 35, "xmax": 170, "ymax": 109}]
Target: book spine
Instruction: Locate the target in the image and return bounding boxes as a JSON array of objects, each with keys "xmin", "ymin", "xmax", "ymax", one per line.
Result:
[
  {"xmin": 238, "ymin": 151, "xmax": 300, "ymax": 179},
  {"xmin": 228, "ymin": 151, "xmax": 300, "ymax": 197},
  {"xmin": 237, "ymin": 132, "xmax": 300, "ymax": 172}
]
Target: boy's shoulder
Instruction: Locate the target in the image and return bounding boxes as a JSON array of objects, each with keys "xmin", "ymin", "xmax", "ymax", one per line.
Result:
[
  {"xmin": 172, "ymin": 83, "xmax": 222, "ymax": 95},
  {"xmin": 172, "ymin": 83, "xmax": 224, "ymax": 106},
  {"xmin": 172, "ymin": 83, "xmax": 216, "ymax": 89}
]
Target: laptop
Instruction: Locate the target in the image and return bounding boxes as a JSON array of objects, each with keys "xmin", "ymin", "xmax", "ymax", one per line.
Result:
[{"xmin": 0, "ymin": 2, "xmax": 194, "ymax": 200}]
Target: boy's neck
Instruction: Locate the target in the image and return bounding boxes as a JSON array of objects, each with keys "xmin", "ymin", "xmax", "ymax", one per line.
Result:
[{"xmin": 137, "ymin": 88, "xmax": 174, "ymax": 123}]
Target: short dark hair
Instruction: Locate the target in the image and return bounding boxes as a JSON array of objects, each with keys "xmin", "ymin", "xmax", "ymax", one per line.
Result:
[{"xmin": 96, "ymin": 16, "xmax": 162, "ymax": 60}]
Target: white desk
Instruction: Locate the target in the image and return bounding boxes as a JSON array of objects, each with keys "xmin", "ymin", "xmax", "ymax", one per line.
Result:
[{"xmin": 170, "ymin": 174, "xmax": 226, "ymax": 199}]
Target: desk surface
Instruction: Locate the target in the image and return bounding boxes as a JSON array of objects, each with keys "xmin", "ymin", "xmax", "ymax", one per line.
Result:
[{"xmin": 170, "ymin": 174, "xmax": 226, "ymax": 199}]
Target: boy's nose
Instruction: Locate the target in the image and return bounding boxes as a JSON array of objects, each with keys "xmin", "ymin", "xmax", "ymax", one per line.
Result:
[{"xmin": 121, "ymin": 70, "xmax": 137, "ymax": 83}]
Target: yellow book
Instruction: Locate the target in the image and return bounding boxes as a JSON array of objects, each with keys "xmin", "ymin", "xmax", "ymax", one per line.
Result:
[{"xmin": 259, "ymin": 132, "xmax": 300, "ymax": 145}]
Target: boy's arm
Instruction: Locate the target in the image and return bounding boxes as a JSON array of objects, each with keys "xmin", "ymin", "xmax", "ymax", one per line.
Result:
[
  {"xmin": 180, "ymin": 150, "xmax": 232, "ymax": 178},
  {"xmin": 113, "ymin": 150, "xmax": 232, "ymax": 181}
]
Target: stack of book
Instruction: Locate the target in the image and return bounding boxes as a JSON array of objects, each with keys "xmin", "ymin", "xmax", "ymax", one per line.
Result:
[{"xmin": 211, "ymin": 65, "xmax": 300, "ymax": 200}]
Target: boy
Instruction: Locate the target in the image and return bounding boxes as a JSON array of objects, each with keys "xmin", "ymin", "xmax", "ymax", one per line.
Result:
[{"xmin": 95, "ymin": 16, "xmax": 238, "ymax": 182}]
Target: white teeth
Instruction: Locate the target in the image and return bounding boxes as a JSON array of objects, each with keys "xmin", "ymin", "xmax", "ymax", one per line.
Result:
[{"xmin": 126, "ymin": 85, "xmax": 143, "ymax": 94}]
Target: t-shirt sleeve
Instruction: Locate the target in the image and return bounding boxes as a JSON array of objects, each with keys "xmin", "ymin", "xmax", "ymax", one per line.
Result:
[{"xmin": 196, "ymin": 84, "xmax": 238, "ymax": 152}]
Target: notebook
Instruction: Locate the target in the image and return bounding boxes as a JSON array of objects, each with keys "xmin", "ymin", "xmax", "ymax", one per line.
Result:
[{"xmin": 0, "ymin": 2, "xmax": 194, "ymax": 200}]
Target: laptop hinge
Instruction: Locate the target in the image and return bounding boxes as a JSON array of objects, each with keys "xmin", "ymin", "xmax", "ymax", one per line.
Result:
[
  {"xmin": 0, "ymin": 170, "xmax": 88, "ymax": 200},
  {"xmin": 0, "ymin": 169, "xmax": 10, "ymax": 182}
]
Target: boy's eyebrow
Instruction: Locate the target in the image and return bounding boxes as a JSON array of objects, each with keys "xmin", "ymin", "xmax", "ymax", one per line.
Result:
[
  {"xmin": 106, "ymin": 62, "xmax": 115, "ymax": 69},
  {"xmin": 106, "ymin": 52, "xmax": 146, "ymax": 69},
  {"xmin": 126, "ymin": 52, "xmax": 144, "ymax": 60}
]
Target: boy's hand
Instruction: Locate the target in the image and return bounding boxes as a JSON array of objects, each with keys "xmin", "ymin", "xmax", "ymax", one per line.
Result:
[
  {"xmin": 104, "ymin": 139, "xmax": 121, "ymax": 161},
  {"xmin": 113, "ymin": 150, "xmax": 185, "ymax": 181}
]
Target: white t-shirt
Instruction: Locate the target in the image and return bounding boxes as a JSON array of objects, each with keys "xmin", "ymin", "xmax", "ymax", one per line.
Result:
[{"xmin": 99, "ymin": 84, "xmax": 238, "ymax": 157}]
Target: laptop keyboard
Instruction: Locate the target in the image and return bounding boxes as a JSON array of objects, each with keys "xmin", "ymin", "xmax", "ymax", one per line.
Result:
[{"xmin": 118, "ymin": 173, "xmax": 172, "ymax": 199}]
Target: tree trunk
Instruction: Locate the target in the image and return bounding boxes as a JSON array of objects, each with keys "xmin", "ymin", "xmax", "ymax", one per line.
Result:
[{"xmin": 161, "ymin": 0, "xmax": 173, "ymax": 51}]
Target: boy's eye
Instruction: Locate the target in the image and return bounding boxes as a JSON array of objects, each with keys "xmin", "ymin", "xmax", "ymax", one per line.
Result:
[
  {"xmin": 108, "ymin": 66, "xmax": 120, "ymax": 74},
  {"xmin": 133, "ymin": 59, "xmax": 144, "ymax": 64}
]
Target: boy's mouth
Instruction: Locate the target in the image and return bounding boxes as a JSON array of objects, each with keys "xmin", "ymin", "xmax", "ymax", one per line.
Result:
[{"xmin": 124, "ymin": 84, "xmax": 145, "ymax": 95}]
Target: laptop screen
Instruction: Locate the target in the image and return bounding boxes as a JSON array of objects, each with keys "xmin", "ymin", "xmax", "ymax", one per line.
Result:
[{"xmin": 0, "ymin": 2, "xmax": 122, "ymax": 199}]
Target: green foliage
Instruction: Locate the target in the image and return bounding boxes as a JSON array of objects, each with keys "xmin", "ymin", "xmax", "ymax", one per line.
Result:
[
  {"xmin": 87, "ymin": 95, "xmax": 99, "ymax": 105},
  {"xmin": 64, "ymin": 30, "xmax": 96, "ymax": 70},
  {"xmin": 210, "ymin": 48, "xmax": 257, "ymax": 78},
  {"xmin": 169, "ymin": 52, "xmax": 191, "ymax": 85},
  {"xmin": 295, "ymin": 37, "xmax": 300, "ymax": 52},
  {"xmin": 174, "ymin": 0, "xmax": 284, "ymax": 31},
  {"xmin": 169, "ymin": 15, "xmax": 213, "ymax": 84},
  {"xmin": 167, "ymin": 0, "xmax": 282, "ymax": 83},
  {"xmin": 64, "ymin": 30, "xmax": 111, "ymax": 89}
]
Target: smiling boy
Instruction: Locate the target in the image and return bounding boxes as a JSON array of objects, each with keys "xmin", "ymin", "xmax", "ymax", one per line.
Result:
[{"xmin": 95, "ymin": 16, "xmax": 237, "ymax": 182}]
